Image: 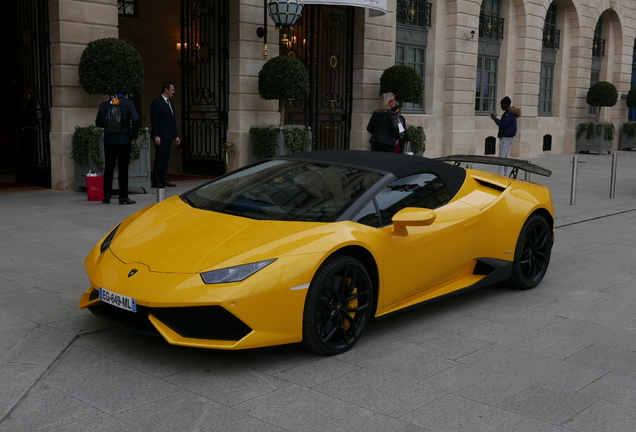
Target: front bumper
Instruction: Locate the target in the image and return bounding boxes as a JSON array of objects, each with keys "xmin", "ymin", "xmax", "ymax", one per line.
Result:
[{"xmin": 79, "ymin": 249, "xmax": 320, "ymax": 350}]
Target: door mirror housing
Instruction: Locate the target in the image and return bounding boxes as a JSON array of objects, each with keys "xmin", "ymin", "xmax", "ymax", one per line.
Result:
[{"xmin": 392, "ymin": 207, "xmax": 436, "ymax": 235}]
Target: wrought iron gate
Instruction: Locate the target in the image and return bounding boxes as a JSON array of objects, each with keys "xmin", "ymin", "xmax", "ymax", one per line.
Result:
[
  {"xmin": 282, "ymin": 5, "xmax": 355, "ymax": 151},
  {"xmin": 180, "ymin": 0, "xmax": 229, "ymax": 175},
  {"xmin": 10, "ymin": 0, "xmax": 52, "ymax": 187}
]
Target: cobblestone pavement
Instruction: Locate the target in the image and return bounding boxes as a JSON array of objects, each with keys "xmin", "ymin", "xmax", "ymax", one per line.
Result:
[{"xmin": 2, "ymin": 152, "xmax": 636, "ymax": 431}]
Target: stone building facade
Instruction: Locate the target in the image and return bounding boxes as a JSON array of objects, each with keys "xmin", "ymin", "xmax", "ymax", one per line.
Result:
[{"xmin": 6, "ymin": 0, "xmax": 636, "ymax": 190}]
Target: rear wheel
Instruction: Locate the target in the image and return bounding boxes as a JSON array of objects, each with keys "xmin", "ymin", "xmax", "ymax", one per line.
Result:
[
  {"xmin": 302, "ymin": 255, "xmax": 374, "ymax": 355},
  {"xmin": 510, "ymin": 215, "xmax": 552, "ymax": 290}
]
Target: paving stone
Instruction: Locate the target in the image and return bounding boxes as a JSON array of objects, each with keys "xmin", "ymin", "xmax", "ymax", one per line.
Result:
[
  {"xmin": 315, "ymin": 368, "xmax": 443, "ymax": 417},
  {"xmin": 563, "ymin": 400, "xmax": 636, "ymax": 432},
  {"xmin": 234, "ymin": 384, "xmax": 408, "ymax": 432},
  {"xmin": 402, "ymin": 394, "xmax": 570, "ymax": 432},
  {"xmin": 579, "ymin": 372, "xmax": 636, "ymax": 409},
  {"xmin": 497, "ymin": 384, "xmax": 597, "ymax": 425},
  {"xmin": 457, "ymin": 344, "xmax": 606, "ymax": 392},
  {"xmin": 422, "ymin": 363, "xmax": 532, "ymax": 406},
  {"xmin": 115, "ymin": 393, "xmax": 285, "ymax": 432}
]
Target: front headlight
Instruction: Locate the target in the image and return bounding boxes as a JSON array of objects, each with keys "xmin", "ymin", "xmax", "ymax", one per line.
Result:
[
  {"xmin": 200, "ymin": 259, "xmax": 277, "ymax": 284},
  {"xmin": 100, "ymin": 225, "xmax": 120, "ymax": 253}
]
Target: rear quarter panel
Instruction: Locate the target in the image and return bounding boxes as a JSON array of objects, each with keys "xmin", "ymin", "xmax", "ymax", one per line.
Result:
[{"xmin": 461, "ymin": 172, "xmax": 554, "ymax": 261}]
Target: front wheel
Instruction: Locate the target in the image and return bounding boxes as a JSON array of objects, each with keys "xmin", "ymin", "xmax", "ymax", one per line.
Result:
[
  {"xmin": 302, "ymin": 255, "xmax": 374, "ymax": 355},
  {"xmin": 509, "ymin": 215, "xmax": 552, "ymax": 290}
]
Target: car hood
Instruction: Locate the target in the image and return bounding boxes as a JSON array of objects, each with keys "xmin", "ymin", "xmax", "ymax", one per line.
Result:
[{"xmin": 110, "ymin": 197, "xmax": 326, "ymax": 273}]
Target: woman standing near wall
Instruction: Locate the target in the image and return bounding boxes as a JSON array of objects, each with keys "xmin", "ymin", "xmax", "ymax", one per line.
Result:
[{"xmin": 367, "ymin": 92, "xmax": 400, "ymax": 152}]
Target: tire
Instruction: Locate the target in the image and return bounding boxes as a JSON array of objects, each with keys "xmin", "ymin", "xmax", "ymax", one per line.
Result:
[
  {"xmin": 509, "ymin": 214, "xmax": 552, "ymax": 290},
  {"xmin": 302, "ymin": 255, "xmax": 374, "ymax": 355}
]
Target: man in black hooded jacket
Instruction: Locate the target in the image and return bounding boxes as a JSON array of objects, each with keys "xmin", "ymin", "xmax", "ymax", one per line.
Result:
[{"xmin": 95, "ymin": 88, "xmax": 140, "ymax": 205}]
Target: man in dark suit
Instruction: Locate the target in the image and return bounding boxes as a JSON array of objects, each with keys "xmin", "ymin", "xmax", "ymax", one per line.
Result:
[
  {"xmin": 151, "ymin": 81, "xmax": 181, "ymax": 188},
  {"xmin": 95, "ymin": 88, "xmax": 140, "ymax": 205}
]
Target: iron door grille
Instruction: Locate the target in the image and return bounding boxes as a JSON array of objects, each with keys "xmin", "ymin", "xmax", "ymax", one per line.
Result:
[
  {"xmin": 180, "ymin": 0, "xmax": 229, "ymax": 175},
  {"xmin": 283, "ymin": 5, "xmax": 355, "ymax": 151}
]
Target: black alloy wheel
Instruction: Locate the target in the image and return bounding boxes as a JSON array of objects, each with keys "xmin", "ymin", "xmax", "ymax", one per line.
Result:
[
  {"xmin": 510, "ymin": 214, "xmax": 552, "ymax": 290},
  {"xmin": 302, "ymin": 255, "xmax": 374, "ymax": 355}
]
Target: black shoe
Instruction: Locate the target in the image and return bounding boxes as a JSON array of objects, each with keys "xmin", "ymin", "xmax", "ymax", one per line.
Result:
[
  {"xmin": 102, "ymin": 197, "xmax": 111, "ymax": 204},
  {"xmin": 163, "ymin": 182, "xmax": 177, "ymax": 187},
  {"xmin": 151, "ymin": 183, "xmax": 163, "ymax": 188},
  {"xmin": 119, "ymin": 198, "xmax": 136, "ymax": 205}
]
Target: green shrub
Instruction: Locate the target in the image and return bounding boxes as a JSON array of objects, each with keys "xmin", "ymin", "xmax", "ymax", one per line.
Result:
[
  {"xmin": 586, "ymin": 81, "xmax": 618, "ymax": 108},
  {"xmin": 258, "ymin": 56, "xmax": 309, "ymax": 101},
  {"xmin": 379, "ymin": 65, "xmax": 424, "ymax": 104},
  {"xmin": 71, "ymin": 125, "xmax": 103, "ymax": 166},
  {"xmin": 626, "ymin": 87, "xmax": 636, "ymax": 109},
  {"xmin": 72, "ymin": 124, "xmax": 144, "ymax": 166},
  {"xmin": 407, "ymin": 125, "xmax": 426, "ymax": 154},
  {"xmin": 250, "ymin": 124, "xmax": 312, "ymax": 158},
  {"xmin": 282, "ymin": 125, "xmax": 311, "ymax": 153},
  {"xmin": 130, "ymin": 128, "xmax": 149, "ymax": 160},
  {"xmin": 622, "ymin": 121, "xmax": 636, "ymax": 139},
  {"xmin": 576, "ymin": 122, "xmax": 614, "ymax": 141},
  {"xmin": 250, "ymin": 124, "xmax": 280, "ymax": 159},
  {"xmin": 78, "ymin": 38, "xmax": 144, "ymax": 95}
]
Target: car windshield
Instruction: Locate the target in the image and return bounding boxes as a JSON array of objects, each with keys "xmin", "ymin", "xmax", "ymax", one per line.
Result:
[{"xmin": 182, "ymin": 159, "xmax": 384, "ymax": 222}]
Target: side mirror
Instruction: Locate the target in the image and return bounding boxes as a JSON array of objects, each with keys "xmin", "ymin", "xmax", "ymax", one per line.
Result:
[{"xmin": 392, "ymin": 207, "xmax": 436, "ymax": 236}]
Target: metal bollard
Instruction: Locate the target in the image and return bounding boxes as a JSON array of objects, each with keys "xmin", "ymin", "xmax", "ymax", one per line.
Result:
[
  {"xmin": 609, "ymin": 152, "xmax": 618, "ymax": 198},
  {"xmin": 157, "ymin": 188, "xmax": 166, "ymax": 202},
  {"xmin": 570, "ymin": 155, "xmax": 578, "ymax": 205}
]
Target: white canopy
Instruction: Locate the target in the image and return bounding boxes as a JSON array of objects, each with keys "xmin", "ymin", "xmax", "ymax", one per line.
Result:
[{"xmin": 302, "ymin": 0, "xmax": 387, "ymax": 16}]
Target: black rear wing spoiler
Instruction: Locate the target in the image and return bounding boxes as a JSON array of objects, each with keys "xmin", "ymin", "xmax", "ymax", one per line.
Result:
[{"xmin": 435, "ymin": 155, "xmax": 552, "ymax": 178}]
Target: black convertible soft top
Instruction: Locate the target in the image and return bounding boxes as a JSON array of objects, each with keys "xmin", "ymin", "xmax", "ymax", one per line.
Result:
[{"xmin": 280, "ymin": 150, "xmax": 467, "ymax": 198}]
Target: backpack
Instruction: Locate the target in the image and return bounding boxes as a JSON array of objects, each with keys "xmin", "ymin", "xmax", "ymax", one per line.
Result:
[{"xmin": 104, "ymin": 95, "xmax": 123, "ymax": 134}]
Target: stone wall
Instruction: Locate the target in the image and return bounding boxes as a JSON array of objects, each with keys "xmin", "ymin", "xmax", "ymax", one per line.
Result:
[{"xmin": 45, "ymin": 0, "xmax": 636, "ymax": 191}]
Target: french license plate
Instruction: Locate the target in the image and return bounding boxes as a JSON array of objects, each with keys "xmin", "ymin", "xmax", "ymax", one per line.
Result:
[{"xmin": 99, "ymin": 287, "xmax": 137, "ymax": 313}]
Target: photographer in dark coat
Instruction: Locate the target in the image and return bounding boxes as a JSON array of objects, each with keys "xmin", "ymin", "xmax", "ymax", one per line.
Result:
[{"xmin": 95, "ymin": 88, "xmax": 140, "ymax": 205}]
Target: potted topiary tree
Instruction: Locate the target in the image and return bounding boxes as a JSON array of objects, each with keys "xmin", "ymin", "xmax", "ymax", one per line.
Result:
[
  {"xmin": 78, "ymin": 38, "xmax": 144, "ymax": 95},
  {"xmin": 258, "ymin": 55, "xmax": 308, "ymax": 126},
  {"xmin": 619, "ymin": 86, "xmax": 636, "ymax": 150},
  {"xmin": 75, "ymin": 37, "xmax": 150, "ymax": 191},
  {"xmin": 257, "ymin": 55, "xmax": 310, "ymax": 156},
  {"xmin": 379, "ymin": 65, "xmax": 424, "ymax": 105},
  {"xmin": 576, "ymin": 81, "xmax": 617, "ymax": 154}
]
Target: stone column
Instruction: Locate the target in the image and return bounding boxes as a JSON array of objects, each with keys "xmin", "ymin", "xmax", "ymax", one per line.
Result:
[
  {"xmin": 226, "ymin": 0, "xmax": 280, "ymax": 171},
  {"xmin": 49, "ymin": 0, "xmax": 118, "ymax": 191},
  {"xmin": 350, "ymin": 5, "xmax": 397, "ymax": 151},
  {"xmin": 441, "ymin": 0, "xmax": 481, "ymax": 156}
]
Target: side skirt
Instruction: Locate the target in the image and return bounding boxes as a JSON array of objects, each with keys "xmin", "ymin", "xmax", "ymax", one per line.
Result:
[{"xmin": 375, "ymin": 257, "xmax": 513, "ymax": 319}]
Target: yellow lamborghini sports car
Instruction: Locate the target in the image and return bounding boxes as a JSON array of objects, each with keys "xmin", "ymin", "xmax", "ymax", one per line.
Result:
[{"xmin": 79, "ymin": 151, "xmax": 554, "ymax": 355}]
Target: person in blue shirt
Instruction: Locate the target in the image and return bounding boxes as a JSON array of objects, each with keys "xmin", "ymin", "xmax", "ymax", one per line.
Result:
[{"xmin": 491, "ymin": 96, "xmax": 521, "ymax": 177}]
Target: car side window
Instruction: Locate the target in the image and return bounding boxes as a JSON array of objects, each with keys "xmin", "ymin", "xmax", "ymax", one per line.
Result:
[
  {"xmin": 375, "ymin": 173, "xmax": 451, "ymax": 226},
  {"xmin": 352, "ymin": 199, "xmax": 380, "ymax": 227}
]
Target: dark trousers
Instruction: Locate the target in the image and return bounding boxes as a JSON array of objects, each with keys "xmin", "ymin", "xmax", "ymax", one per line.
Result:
[
  {"xmin": 103, "ymin": 143, "xmax": 131, "ymax": 199},
  {"xmin": 371, "ymin": 142, "xmax": 393, "ymax": 152},
  {"xmin": 153, "ymin": 138, "xmax": 173, "ymax": 185}
]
